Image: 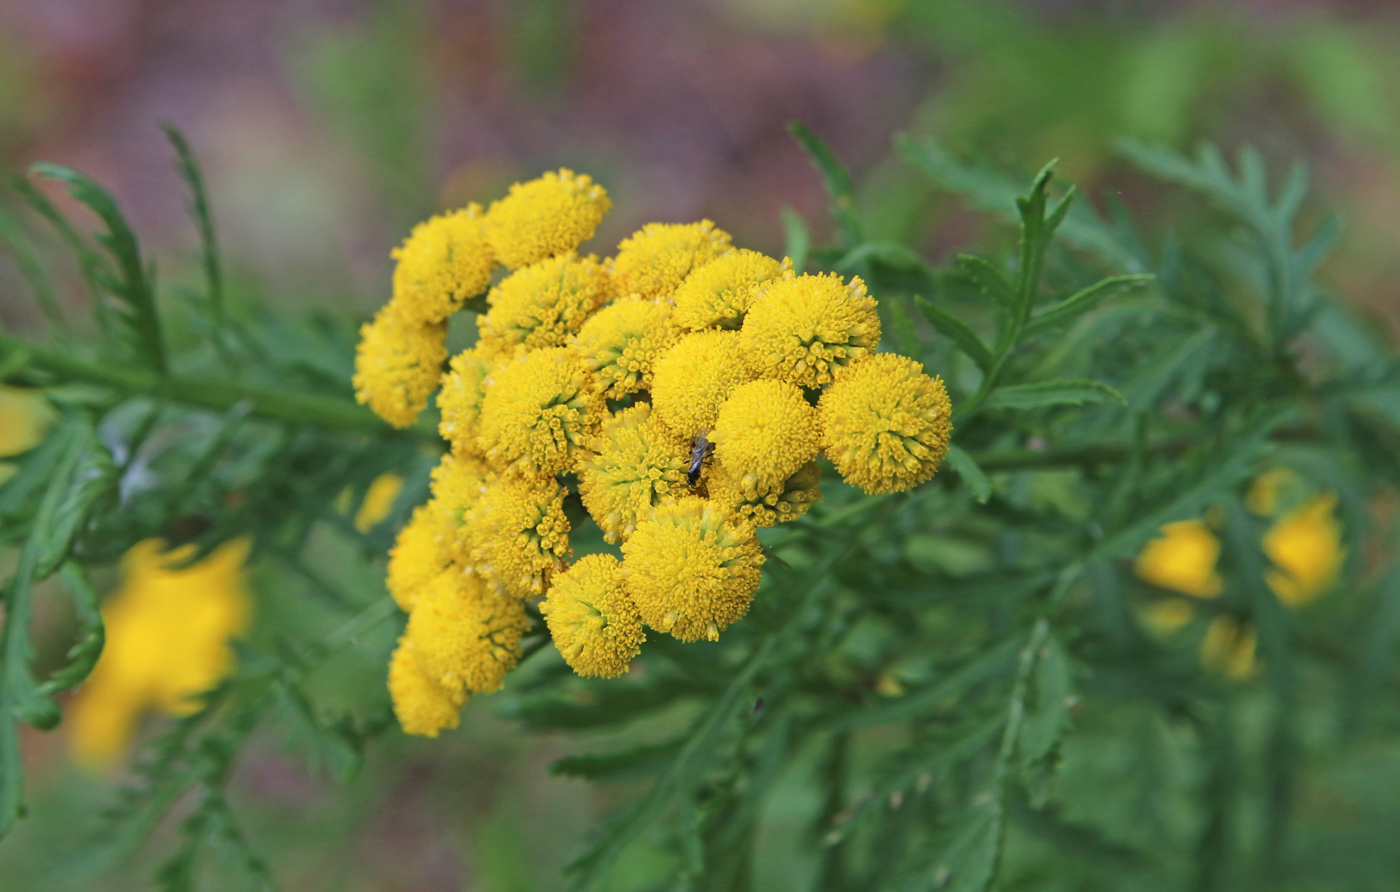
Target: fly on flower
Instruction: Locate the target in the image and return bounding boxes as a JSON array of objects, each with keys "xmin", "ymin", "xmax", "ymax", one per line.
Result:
[{"xmin": 687, "ymin": 430, "xmax": 714, "ymax": 487}]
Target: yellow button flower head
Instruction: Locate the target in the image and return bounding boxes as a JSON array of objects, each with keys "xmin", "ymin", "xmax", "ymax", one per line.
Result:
[
  {"xmin": 474, "ymin": 476, "xmax": 572, "ymax": 597},
  {"xmin": 817, "ymin": 354, "xmax": 951, "ymax": 495},
  {"xmin": 427, "ymin": 451, "xmax": 495, "ymax": 567},
  {"xmin": 621, "ymin": 497, "xmax": 764, "ymax": 642},
  {"xmin": 438, "ymin": 345, "xmax": 501, "ymax": 454},
  {"xmin": 389, "ymin": 636, "xmax": 466, "ymax": 738},
  {"xmin": 672, "ymin": 250, "xmax": 786, "ymax": 332},
  {"xmin": 68, "ymin": 539, "xmax": 250, "ymax": 767},
  {"xmin": 477, "ymin": 347, "xmax": 605, "ymax": 478},
  {"xmin": 711, "ymin": 379, "xmax": 821, "ymax": 491},
  {"xmin": 353, "ymin": 306, "xmax": 448, "ymax": 429},
  {"xmin": 708, "ymin": 459, "xmax": 822, "ymax": 528},
  {"xmin": 405, "ymin": 570, "xmax": 529, "ymax": 696},
  {"xmin": 1135, "ymin": 520, "xmax": 1224, "ymax": 599},
  {"xmin": 486, "ymin": 169, "xmax": 611, "ymax": 270},
  {"xmin": 741, "ymin": 272, "xmax": 880, "ymax": 388},
  {"xmin": 477, "ymin": 253, "xmax": 612, "ymax": 355},
  {"xmin": 612, "ymin": 221, "xmax": 732, "ymax": 301},
  {"xmin": 1263, "ymin": 493, "xmax": 1344, "ymax": 607},
  {"xmin": 387, "ymin": 503, "xmax": 453, "ymax": 612},
  {"xmin": 574, "ymin": 298, "xmax": 683, "ymax": 399},
  {"xmin": 651, "ymin": 330, "xmax": 756, "ymax": 437},
  {"xmin": 541, "ymin": 554, "xmax": 645, "ymax": 678},
  {"xmin": 578, "ymin": 404, "xmax": 692, "ymax": 543},
  {"xmin": 390, "ymin": 204, "xmax": 496, "ymax": 325}
]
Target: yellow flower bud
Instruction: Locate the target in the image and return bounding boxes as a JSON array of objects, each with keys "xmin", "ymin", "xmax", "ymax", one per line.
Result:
[
  {"xmin": 621, "ymin": 497, "xmax": 764, "ymax": 642},
  {"xmin": 387, "ymin": 503, "xmax": 453, "ymax": 612},
  {"xmin": 612, "ymin": 221, "xmax": 732, "ymax": 301},
  {"xmin": 574, "ymin": 298, "xmax": 683, "ymax": 400},
  {"xmin": 711, "ymin": 378, "xmax": 821, "ymax": 492},
  {"xmin": 651, "ymin": 330, "xmax": 756, "ymax": 437},
  {"xmin": 672, "ymin": 250, "xmax": 786, "ymax": 332},
  {"xmin": 741, "ymin": 272, "xmax": 880, "ymax": 388},
  {"xmin": 389, "ymin": 636, "xmax": 467, "ymax": 738},
  {"xmin": 541, "ymin": 554, "xmax": 645, "ymax": 678},
  {"xmin": 390, "ymin": 204, "xmax": 495, "ymax": 324},
  {"xmin": 817, "ymin": 354, "xmax": 951, "ymax": 494},
  {"xmin": 486, "ymin": 169, "xmax": 610, "ymax": 269},
  {"xmin": 353, "ymin": 306, "xmax": 447, "ymax": 429},
  {"xmin": 578, "ymin": 403, "xmax": 692, "ymax": 543},
  {"xmin": 477, "ymin": 253, "xmax": 612, "ymax": 355}
]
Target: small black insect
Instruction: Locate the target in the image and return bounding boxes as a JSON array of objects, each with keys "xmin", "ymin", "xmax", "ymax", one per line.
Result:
[{"xmin": 687, "ymin": 431, "xmax": 714, "ymax": 486}]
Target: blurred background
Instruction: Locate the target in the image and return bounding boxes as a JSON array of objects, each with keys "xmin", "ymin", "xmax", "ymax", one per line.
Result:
[{"xmin": 2, "ymin": 0, "xmax": 1399, "ymax": 889}]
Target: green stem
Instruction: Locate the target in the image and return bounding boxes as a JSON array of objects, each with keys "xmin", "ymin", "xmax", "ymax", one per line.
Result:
[{"xmin": 0, "ymin": 330, "xmax": 440, "ymax": 445}]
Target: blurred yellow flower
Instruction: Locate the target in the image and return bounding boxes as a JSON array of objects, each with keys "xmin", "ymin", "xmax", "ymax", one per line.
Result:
[
  {"xmin": 352, "ymin": 306, "xmax": 448, "ymax": 429},
  {"xmin": 353, "ymin": 472, "xmax": 403, "ymax": 532},
  {"xmin": 486, "ymin": 169, "xmax": 610, "ymax": 270},
  {"xmin": 1264, "ymin": 493, "xmax": 1344, "ymax": 607},
  {"xmin": 0, "ymin": 386, "xmax": 52, "ymax": 482},
  {"xmin": 68, "ymin": 538, "xmax": 252, "ymax": 767},
  {"xmin": 1134, "ymin": 520, "xmax": 1224, "ymax": 599},
  {"xmin": 541, "ymin": 554, "xmax": 645, "ymax": 678},
  {"xmin": 404, "ymin": 570, "xmax": 528, "ymax": 697},
  {"xmin": 1201, "ymin": 616, "xmax": 1257, "ymax": 680},
  {"xmin": 388, "ymin": 637, "xmax": 465, "ymax": 738}
]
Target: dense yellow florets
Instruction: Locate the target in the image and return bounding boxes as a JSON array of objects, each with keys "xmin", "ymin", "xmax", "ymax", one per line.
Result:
[
  {"xmin": 486, "ymin": 169, "xmax": 610, "ymax": 269},
  {"xmin": 427, "ymin": 451, "xmax": 495, "ymax": 566},
  {"xmin": 651, "ymin": 330, "xmax": 756, "ymax": 437},
  {"xmin": 477, "ymin": 253, "xmax": 611, "ymax": 355},
  {"xmin": 818, "ymin": 354, "xmax": 952, "ymax": 495},
  {"xmin": 389, "ymin": 637, "xmax": 466, "ymax": 737},
  {"xmin": 621, "ymin": 497, "xmax": 764, "ymax": 642},
  {"xmin": 477, "ymin": 347, "xmax": 606, "ymax": 478},
  {"xmin": 578, "ymin": 404, "xmax": 692, "ymax": 543},
  {"xmin": 438, "ymin": 346, "xmax": 501, "ymax": 454},
  {"xmin": 387, "ymin": 504, "xmax": 453, "ymax": 612},
  {"xmin": 574, "ymin": 299, "xmax": 683, "ymax": 399},
  {"xmin": 672, "ymin": 250, "xmax": 785, "ymax": 331},
  {"xmin": 612, "ymin": 221, "xmax": 732, "ymax": 301},
  {"xmin": 405, "ymin": 570, "xmax": 529, "ymax": 696},
  {"xmin": 742, "ymin": 273, "xmax": 880, "ymax": 388},
  {"xmin": 473, "ymin": 477, "xmax": 572, "ymax": 597},
  {"xmin": 353, "ymin": 307, "xmax": 448, "ymax": 428},
  {"xmin": 708, "ymin": 460, "xmax": 822, "ymax": 528},
  {"xmin": 541, "ymin": 554, "xmax": 645, "ymax": 678},
  {"xmin": 391, "ymin": 205, "xmax": 495, "ymax": 324},
  {"xmin": 711, "ymin": 379, "xmax": 820, "ymax": 491}
]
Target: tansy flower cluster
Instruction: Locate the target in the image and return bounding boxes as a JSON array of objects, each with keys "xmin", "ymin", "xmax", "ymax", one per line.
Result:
[
  {"xmin": 355, "ymin": 169, "xmax": 954, "ymax": 737},
  {"xmin": 1134, "ymin": 469, "xmax": 1345, "ymax": 679}
]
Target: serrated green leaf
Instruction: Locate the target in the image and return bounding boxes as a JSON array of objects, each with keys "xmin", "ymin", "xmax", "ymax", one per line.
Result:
[
  {"xmin": 1018, "ymin": 634, "xmax": 1074, "ymax": 808},
  {"xmin": 1025, "ymin": 274, "xmax": 1155, "ymax": 335},
  {"xmin": 915, "ymin": 296, "xmax": 994, "ymax": 372},
  {"xmin": 984, "ymin": 380, "xmax": 1125, "ymax": 411},
  {"xmin": 161, "ymin": 123, "xmax": 228, "ymax": 360},
  {"xmin": 908, "ymin": 798, "xmax": 1002, "ymax": 892},
  {"xmin": 550, "ymin": 737, "xmax": 684, "ymax": 780},
  {"xmin": 945, "ymin": 443, "xmax": 991, "ymax": 504},
  {"xmin": 0, "ymin": 201, "xmax": 62, "ymax": 327},
  {"xmin": 31, "ymin": 163, "xmax": 166, "ymax": 373},
  {"xmin": 780, "ymin": 208, "xmax": 809, "ymax": 275},
  {"xmin": 788, "ymin": 121, "xmax": 863, "ymax": 249},
  {"xmin": 953, "ymin": 254, "xmax": 1019, "ymax": 313}
]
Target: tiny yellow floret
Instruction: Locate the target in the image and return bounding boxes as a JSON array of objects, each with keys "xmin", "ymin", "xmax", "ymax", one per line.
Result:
[
  {"xmin": 389, "ymin": 637, "xmax": 466, "ymax": 737},
  {"xmin": 477, "ymin": 347, "xmax": 605, "ymax": 478},
  {"xmin": 621, "ymin": 497, "xmax": 764, "ymax": 642},
  {"xmin": 612, "ymin": 221, "xmax": 733, "ymax": 301},
  {"xmin": 541, "ymin": 554, "xmax": 646, "ymax": 678},
  {"xmin": 707, "ymin": 459, "xmax": 822, "ymax": 528},
  {"xmin": 477, "ymin": 253, "xmax": 612, "ymax": 355},
  {"xmin": 353, "ymin": 306, "xmax": 448, "ymax": 428},
  {"xmin": 672, "ymin": 250, "xmax": 786, "ymax": 331},
  {"xmin": 1134, "ymin": 520, "xmax": 1224, "ymax": 599},
  {"xmin": 387, "ymin": 503, "xmax": 453, "ymax": 612},
  {"xmin": 818, "ymin": 354, "xmax": 951, "ymax": 494},
  {"xmin": 405, "ymin": 570, "xmax": 529, "ymax": 696},
  {"xmin": 574, "ymin": 298, "xmax": 683, "ymax": 399},
  {"xmin": 474, "ymin": 476, "xmax": 572, "ymax": 597},
  {"xmin": 741, "ymin": 272, "xmax": 880, "ymax": 387},
  {"xmin": 1263, "ymin": 493, "xmax": 1344, "ymax": 607},
  {"xmin": 651, "ymin": 330, "xmax": 756, "ymax": 437},
  {"xmin": 711, "ymin": 378, "xmax": 821, "ymax": 491},
  {"xmin": 486, "ymin": 169, "xmax": 611, "ymax": 269},
  {"xmin": 390, "ymin": 204, "xmax": 495, "ymax": 324},
  {"xmin": 438, "ymin": 345, "xmax": 501, "ymax": 455},
  {"xmin": 578, "ymin": 403, "xmax": 692, "ymax": 543}
]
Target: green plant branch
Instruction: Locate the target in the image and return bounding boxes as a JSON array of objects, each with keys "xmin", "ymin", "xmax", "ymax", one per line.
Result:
[{"xmin": 0, "ymin": 329, "xmax": 440, "ymax": 445}]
